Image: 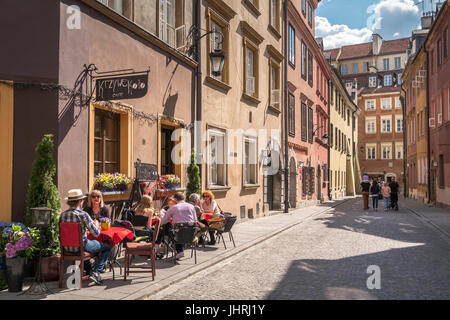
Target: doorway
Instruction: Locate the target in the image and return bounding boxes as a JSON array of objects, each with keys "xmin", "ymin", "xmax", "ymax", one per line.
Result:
[
  {"xmin": 160, "ymin": 126, "xmax": 175, "ymax": 175},
  {"xmin": 289, "ymin": 158, "xmax": 297, "ymax": 208}
]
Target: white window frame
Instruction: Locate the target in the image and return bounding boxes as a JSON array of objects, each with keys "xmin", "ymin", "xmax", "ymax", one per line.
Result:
[
  {"xmin": 369, "ymin": 76, "xmax": 377, "ymax": 88},
  {"xmin": 365, "ymin": 99, "xmax": 376, "ymax": 111},
  {"xmin": 381, "ymin": 98, "xmax": 392, "ymax": 110},
  {"xmin": 366, "ymin": 143, "xmax": 377, "ymax": 160},
  {"xmin": 395, "ymin": 142, "xmax": 403, "ymax": 160},
  {"xmin": 383, "ymin": 58, "xmax": 390, "ymax": 70},
  {"xmin": 381, "ymin": 143, "xmax": 392, "ymax": 160},
  {"xmin": 365, "ymin": 117, "xmax": 376, "ymax": 134},
  {"xmin": 381, "ymin": 116, "xmax": 392, "ymax": 133},
  {"xmin": 394, "ymin": 57, "xmax": 401, "ymax": 69},
  {"xmin": 243, "ymin": 135, "xmax": 258, "ymax": 186},
  {"xmin": 159, "ymin": 0, "xmax": 176, "ymax": 47},
  {"xmin": 207, "ymin": 128, "xmax": 228, "ymax": 187},
  {"xmin": 384, "ymin": 75, "xmax": 393, "ymax": 86},
  {"xmin": 395, "ymin": 115, "xmax": 403, "ymax": 132},
  {"xmin": 395, "ymin": 96, "xmax": 402, "ymax": 109}
]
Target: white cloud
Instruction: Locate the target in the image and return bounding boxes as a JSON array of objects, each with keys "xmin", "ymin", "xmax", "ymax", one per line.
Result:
[
  {"xmin": 393, "ymin": 32, "xmax": 400, "ymax": 37},
  {"xmin": 315, "ymin": 16, "xmax": 373, "ymax": 50}
]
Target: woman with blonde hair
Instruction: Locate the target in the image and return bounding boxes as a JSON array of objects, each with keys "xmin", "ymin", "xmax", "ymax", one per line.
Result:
[
  {"xmin": 135, "ymin": 195, "xmax": 155, "ymax": 218},
  {"xmin": 84, "ymin": 190, "xmax": 110, "ymax": 221}
]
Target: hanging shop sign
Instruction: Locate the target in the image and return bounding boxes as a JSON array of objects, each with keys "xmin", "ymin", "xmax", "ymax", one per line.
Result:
[
  {"xmin": 135, "ymin": 159, "xmax": 158, "ymax": 182},
  {"xmin": 94, "ymin": 68, "xmax": 150, "ymax": 101}
]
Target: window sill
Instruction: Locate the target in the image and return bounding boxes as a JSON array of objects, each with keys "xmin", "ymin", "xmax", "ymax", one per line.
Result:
[
  {"xmin": 268, "ymin": 24, "xmax": 282, "ymax": 39},
  {"xmin": 268, "ymin": 104, "xmax": 282, "ymax": 114},
  {"xmin": 242, "ymin": 93, "xmax": 261, "ymax": 105},
  {"xmin": 208, "ymin": 185, "xmax": 231, "ymax": 192},
  {"xmin": 205, "ymin": 76, "xmax": 232, "ymax": 92},
  {"xmin": 243, "ymin": 0, "xmax": 261, "ymax": 16},
  {"xmin": 243, "ymin": 184, "xmax": 260, "ymax": 190}
]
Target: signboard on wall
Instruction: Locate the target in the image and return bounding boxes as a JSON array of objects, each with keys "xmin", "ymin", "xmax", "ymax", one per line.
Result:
[{"xmin": 95, "ymin": 72, "xmax": 149, "ymax": 101}]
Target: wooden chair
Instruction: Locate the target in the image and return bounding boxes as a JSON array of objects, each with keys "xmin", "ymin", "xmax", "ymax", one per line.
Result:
[
  {"xmin": 124, "ymin": 218, "xmax": 161, "ymax": 281},
  {"xmin": 58, "ymin": 222, "xmax": 99, "ymax": 289}
]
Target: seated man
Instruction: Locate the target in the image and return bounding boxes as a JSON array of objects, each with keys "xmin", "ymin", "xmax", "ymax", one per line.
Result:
[
  {"xmin": 59, "ymin": 189, "xmax": 111, "ymax": 285},
  {"xmin": 160, "ymin": 192, "xmax": 198, "ymax": 259}
]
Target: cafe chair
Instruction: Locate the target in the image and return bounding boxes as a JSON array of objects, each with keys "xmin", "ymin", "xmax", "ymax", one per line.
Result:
[
  {"xmin": 123, "ymin": 218, "xmax": 161, "ymax": 281},
  {"xmin": 171, "ymin": 223, "xmax": 199, "ymax": 264},
  {"xmin": 58, "ymin": 222, "xmax": 99, "ymax": 289},
  {"xmin": 215, "ymin": 214, "xmax": 237, "ymax": 250}
]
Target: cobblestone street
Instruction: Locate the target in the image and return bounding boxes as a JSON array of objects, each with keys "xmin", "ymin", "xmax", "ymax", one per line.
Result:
[{"xmin": 148, "ymin": 197, "xmax": 450, "ymax": 300}]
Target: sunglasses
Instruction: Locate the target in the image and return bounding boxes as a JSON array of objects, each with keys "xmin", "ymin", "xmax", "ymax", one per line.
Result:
[
  {"xmin": 92, "ymin": 195, "xmax": 101, "ymax": 199},
  {"xmin": 203, "ymin": 195, "xmax": 210, "ymax": 198}
]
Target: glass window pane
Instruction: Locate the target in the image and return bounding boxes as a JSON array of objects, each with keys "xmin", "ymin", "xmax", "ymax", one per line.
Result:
[
  {"xmin": 95, "ymin": 114, "xmax": 102, "ymax": 137},
  {"xmin": 105, "ymin": 141, "xmax": 118, "ymax": 162},
  {"xmin": 104, "ymin": 116, "xmax": 118, "ymax": 139},
  {"xmin": 94, "ymin": 140, "xmax": 102, "ymax": 162}
]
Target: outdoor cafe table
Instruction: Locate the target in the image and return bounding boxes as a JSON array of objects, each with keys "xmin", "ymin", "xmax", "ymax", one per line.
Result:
[
  {"xmin": 88, "ymin": 227, "xmax": 133, "ymax": 280},
  {"xmin": 201, "ymin": 212, "xmax": 214, "ymax": 222}
]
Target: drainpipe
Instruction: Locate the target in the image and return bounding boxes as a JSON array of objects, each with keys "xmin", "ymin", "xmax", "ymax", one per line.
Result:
[
  {"xmin": 424, "ymin": 47, "xmax": 431, "ymax": 204},
  {"xmin": 195, "ymin": 0, "xmax": 203, "ymax": 184},
  {"xmin": 400, "ymin": 85, "xmax": 407, "ymax": 198},
  {"xmin": 283, "ymin": 0, "xmax": 289, "ymax": 213},
  {"xmin": 327, "ymin": 79, "xmax": 331, "ymax": 200}
]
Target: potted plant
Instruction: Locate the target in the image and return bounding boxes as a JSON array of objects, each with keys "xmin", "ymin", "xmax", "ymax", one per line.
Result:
[
  {"xmin": 93, "ymin": 173, "xmax": 130, "ymax": 193},
  {"xmin": 2, "ymin": 223, "xmax": 36, "ymax": 292},
  {"xmin": 99, "ymin": 217, "xmax": 111, "ymax": 231},
  {"xmin": 162, "ymin": 174, "xmax": 181, "ymax": 190},
  {"xmin": 25, "ymin": 134, "xmax": 61, "ymax": 282},
  {"xmin": 186, "ymin": 149, "xmax": 202, "ymax": 200}
]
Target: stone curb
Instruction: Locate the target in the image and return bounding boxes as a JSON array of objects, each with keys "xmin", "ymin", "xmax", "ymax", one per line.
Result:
[
  {"xmin": 124, "ymin": 197, "xmax": 354, "ymax": 300},
  {"xmin": 405, "ymin": 206, "xmax": 450, "ymax": 242}
]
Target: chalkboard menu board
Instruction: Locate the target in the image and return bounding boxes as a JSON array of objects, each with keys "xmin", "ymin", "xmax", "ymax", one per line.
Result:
[{"xmin": 135, "ymin": 161, "xmax": 158, "ymax": 182}]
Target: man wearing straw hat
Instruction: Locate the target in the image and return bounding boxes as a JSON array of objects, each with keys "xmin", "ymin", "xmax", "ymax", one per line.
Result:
[
  {"xmin": 59, "ymin": 189, "xmax": 111, "ymax": 285},
  {"xmin": 360, "ymin": 175, "xmax": 371, "ymax": 210}
]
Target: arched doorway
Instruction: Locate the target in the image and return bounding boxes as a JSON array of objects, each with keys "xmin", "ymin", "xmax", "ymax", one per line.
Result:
[{"xmin": 289, "ymin": 158, "xmax": 297, "ymax": 208}]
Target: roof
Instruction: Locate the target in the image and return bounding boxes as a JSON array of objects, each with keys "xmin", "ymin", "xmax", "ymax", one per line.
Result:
[
  {"xmin": 379, "ymin": 37, "xmax": 410, "ymax": 54},
  {"xmin": 323, "ymin": 48, "xmax": 340, "ymax": 61},
  {"xmin": 339, "ymin": 42, "xmax": 373, "ymax": 60},
  {"xmin": 360, "ymin": 86, "xmax": 401, "ymax": 96}
]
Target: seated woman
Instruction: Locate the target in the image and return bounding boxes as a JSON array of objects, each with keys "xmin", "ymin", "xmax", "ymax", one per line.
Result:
[
  {"xmin": 134, "ymin": 195, "xmax": 163, "ymax": 255},
  {"xmin": 200, "ymin": 190, "xmax": 222, "ymax": 245},
  {"xmin": 84, "ymin": 190, "xmax": 110, "ymax": 222}
]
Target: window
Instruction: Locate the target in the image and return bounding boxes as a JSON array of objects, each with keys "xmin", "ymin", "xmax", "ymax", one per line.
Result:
[
  {"xmin": 398, "ymin": 73, "xmax": 402, "ymax": 85},
  {"xmin": 308, "ymin": 49, "xmax": 313, "ymax": 87},
  {"xmin": 384, "ymin": 75, "xmax": 392, "ymax": 86},
  {"xmin": 396, "ymin": 115, "xmax": 403, "ymax": 132},
  {"xmin": 381, "ymin": 98, "xmax": 392, "ymax": 110},
  {"xmin": 352, "ymin": 63, "xmax": 359, "ymax": 74},
  {"xmin": 301, "ymin": 42, "xmax": 307, "ymax": 79},
  {"xmin": 207, "ymin": 129, "xmax": 227, "ymax": 187},
  {"xmin": 341, "ymin": 64, "xmax": 348, "ymax": 75},
  {"xmin": 347, "ymin": 109, "xmax": 351, "ymax": 126},
  {"xmin": 395, "ymin": 142, "xmax": 403, "ymax": 160},
  {"xmin": 288, "ymin": 24, "xmax": 295, "ymax": 66},
  {"xmin": 395, "ymin": 57, "xmax": 401, "ymax": 69},
  {"xmin": 302, "ymin": 0, "xmax": 306, "ymax": 16},
  {"xmin": 288, "ymin": 93, "xmax": 295, "ymax": 136},
  {"xmin": 94, "ymin": 109, "xmax": 120, "ymax": 175},
  {"xmin": 444, "ymin": 28, "xmax": 448, "ymax": 59},
  {"xmin": 335, "ymin": 127, "xmax": 338, "ymax": 149},
  {"xmin": 363, "ymin": 62, "xmax": 370, "ymax": 72},
  {"xmin": 98, "ymin": 0, "xmax": 132, "ymax": 18},
  {"xmin": 438, "ymin": 39, "xmax": 443, "ymax": 66},
  {"xmin": 330, "ymin": 123, "xmax": 334, "ymax": 146},
  {"xmin": 243, "ymin": 136, "xmax": 258, "ymax": 185},
  {"xmin": 159, "ymin": 0, "xmax": 176, "ymax": 47},
  {"xmin": 381, "ymin": 143, "xmax": 392, "ymax": 160},
  {"xmin": 395, "ymin": 97, "xmax": 402, "ymax": 109},
  {"xmin": 270, "ymin": 63, "xmax": 281, "ymax": 108},
  {"xmin": 245, "ymin": 47, "xmax": 256, "ymax": 97},
  {"xmin": 210, "ymin": 21, "xmax": 224, "ymax": 81},
  {"xmin": 308, "ymin": 2, "xmax": 312, "ymax": 27},
  {"xmin": 383, "ymin": 58, "xmax": 390, "ymax": 70},
  {"xmin": 270, "ymin": 0, "xmax": 279, "ymax": 30},
  {"xmin": 366, "ymin": 99, "xmax": 376, "ymax": 111},
  {"xmin": 301, "ymin": 102, "xmax": 307, "ymax": 141},
  {"xmin": 381, "ymin": 116, "xmax": 392, "ymax": 133},
  {"xmin": 369, "ymin": 76, "xmax": 377, "ymax": 88},
  {"xmin": 366, "ymin": 117, "xmax": 376, "ymax": 134},
  {"xmin": 366, "ymin": 144, "xmax": 376, "ymax": 160},
  {"xmin": 308, "ymin": 106, "xmax": 313, "ymax": 144}
]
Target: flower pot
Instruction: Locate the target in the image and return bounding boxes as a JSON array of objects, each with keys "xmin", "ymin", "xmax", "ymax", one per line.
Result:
[
  {"xmin": 34, "ymin": 255, "xmax": 60, "ymax": 282},
  {"xmin": 0, "ymin": 255, "xmax": 7, "ymax": 291},
  {"xmin": 101, "ymin": 221, "xmax": 111, "ymax": 231},
  {"xmin": 5, "ymin": 256, "xmax": 26, "ymax": 292}
]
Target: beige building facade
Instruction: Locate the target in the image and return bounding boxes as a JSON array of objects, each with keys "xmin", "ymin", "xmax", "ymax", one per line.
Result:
[{"xmin": 200, "ymin": 0, "xmax": 284, "ymax": 219}]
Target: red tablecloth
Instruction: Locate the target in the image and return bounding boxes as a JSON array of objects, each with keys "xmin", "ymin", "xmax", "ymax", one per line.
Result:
[
  {"xmin": 201, "ymin": 212, "xmax": 213, "ymax": 222},
  {"xmin": 88, "ymin": 227, "xmax": 133, "ymax": 245}
]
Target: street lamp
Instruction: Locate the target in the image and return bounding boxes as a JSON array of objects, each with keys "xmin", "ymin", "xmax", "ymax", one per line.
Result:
[{"xmin": 312, "ymin": 125, "xmax": 328, "ymax": 145}]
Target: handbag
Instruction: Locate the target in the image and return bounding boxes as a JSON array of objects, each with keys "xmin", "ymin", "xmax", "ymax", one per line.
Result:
[{"xmin": 208, "ymin": 217, "xmax": 225, "ymax": 231}]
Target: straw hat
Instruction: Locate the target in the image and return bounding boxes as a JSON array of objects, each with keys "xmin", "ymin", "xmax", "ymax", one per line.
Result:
[{"xmin": 64, "ymin": 189, "xmax": 87, "ymax": 201}]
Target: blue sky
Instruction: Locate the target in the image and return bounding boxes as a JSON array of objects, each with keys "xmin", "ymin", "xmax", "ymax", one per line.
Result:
[{"xmin": 316, "ymin": 0, "xmax": 444, "ymax": 49}]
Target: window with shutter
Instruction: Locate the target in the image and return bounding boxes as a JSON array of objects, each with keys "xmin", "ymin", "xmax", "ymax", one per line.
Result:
[
  {"xmin": 308, "ymin": 106, "xmax": 313, "ymax": 144},
  {"xmin": 301, "ymin": 102, "xmax": 307, "ymax": 141}
]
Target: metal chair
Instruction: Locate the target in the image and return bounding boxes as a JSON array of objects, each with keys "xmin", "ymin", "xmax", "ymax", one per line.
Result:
[
  {"xmin": 215, "ymin": 215, "xmax": 237, "ymax": 249},
  {"xmin": 168, "ymin": 222, "xmax": 199, "ymax": 264}
]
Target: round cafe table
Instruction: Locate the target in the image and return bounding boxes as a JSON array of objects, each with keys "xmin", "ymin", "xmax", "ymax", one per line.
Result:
[
  {"xmin": 201, "ymin": 212, "xmax": 214, "ymax": 222},
  {"xmin": 88, "ymin": 227, "xmax": 133, "ymax": 280}
]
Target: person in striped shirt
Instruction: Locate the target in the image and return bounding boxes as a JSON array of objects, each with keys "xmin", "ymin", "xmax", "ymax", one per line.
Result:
[{"xmin": 59, "ymin": 189, "xmax": 111, "ymax": 285}]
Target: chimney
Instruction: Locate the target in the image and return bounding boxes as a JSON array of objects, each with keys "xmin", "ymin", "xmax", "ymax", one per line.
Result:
[
  {"xmin": 316, "ymin": 37, "xmax": 324, "ymax": 50},
  {"xmin": 372, "ymin": 34, "xmax": 383, "ymax": 55},
  {"xmin": 421, "ymin": 16, "xmax": 433, "ymax": 29}
]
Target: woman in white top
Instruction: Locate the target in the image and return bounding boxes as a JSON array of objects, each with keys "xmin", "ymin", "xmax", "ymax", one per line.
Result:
[{"xmin": 200, "ymin": 190, "xmax": 221, "ymax": 245}]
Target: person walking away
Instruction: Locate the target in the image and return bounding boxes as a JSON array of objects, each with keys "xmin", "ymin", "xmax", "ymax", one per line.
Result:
[
  {"xmin": 389, "ymin": 177, "xmax": 400, "ymax": 211},
  {"xmin": 381, "ymin": 183, "xmax": 391, "ymax": 211},
  {"xmin": 370, "ymin": 180, "xmax": 380, "ymax": 211},
  {"xmin": 360, "ymin": 175, "xmax": 371, "ymax": 210}
]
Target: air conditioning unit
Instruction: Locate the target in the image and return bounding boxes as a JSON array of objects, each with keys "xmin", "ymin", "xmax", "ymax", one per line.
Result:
[
  {"xmin": 246, "ymin": 76, "xmax": 255, "ymax": 96},
  {"xmin": 437, "ymin": 113, "xmax": 442, "ymax": 124},
  {"xmin": 271, "ymin": 89, "xmax": 280, "ymax": 106},
  {"xmin": 429, "ymin": 117, "xmax": 436, "ymax": 128}
]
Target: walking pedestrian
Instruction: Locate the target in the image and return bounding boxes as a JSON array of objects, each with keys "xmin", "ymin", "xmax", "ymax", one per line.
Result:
[
  {"xmin": 389, "ymin": 177, "xmax": 400, "ymax": 211},
  {"xmin": 360, "ymin": 175, "xmax": 371, "ymax": 210},
  {"xmin": 381, "ymin": 183, "xmax": 391, "ymax": 211},
  {"xmin": 370, "ymin": 180, "xmax": 380, "ymax": 211}
]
